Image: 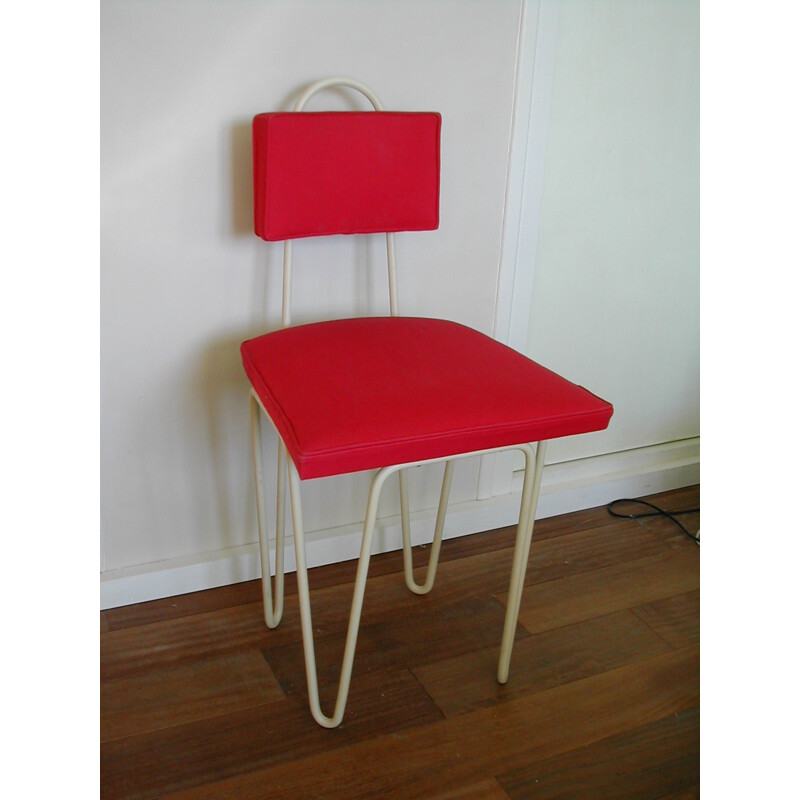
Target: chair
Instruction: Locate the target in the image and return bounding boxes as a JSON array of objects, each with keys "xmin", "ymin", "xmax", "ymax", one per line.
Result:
[{"xmin": 242, "ymin": 77, "xmax": 613, "ymax": 727}]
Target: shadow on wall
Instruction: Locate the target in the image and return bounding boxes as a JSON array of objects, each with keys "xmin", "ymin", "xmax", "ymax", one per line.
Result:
[
  {"xmin": 191, "ymin": 326, "xmax": 280, "ymax": 556},
  {"xmin": 193, "ymin": 114, "xmax": 282, "ymax": 552},
  {"xmin": 230, "ymin": 120, "xmax": 253, "ymax": 238}
]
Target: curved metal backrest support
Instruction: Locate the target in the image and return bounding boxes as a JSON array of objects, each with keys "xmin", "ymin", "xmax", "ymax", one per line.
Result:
[
  {"xmin": 293, "ymin": 76, "xmax": 384, "ymax": 111},
  {"xmin": 281, "ymin": 77, "xmax": 399, "ymax": 327}
]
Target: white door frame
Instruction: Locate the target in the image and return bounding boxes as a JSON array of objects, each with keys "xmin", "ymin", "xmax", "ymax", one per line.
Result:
[{"xmin": 477, "ymin": 0, "xmax": 561, "ymax": 500}]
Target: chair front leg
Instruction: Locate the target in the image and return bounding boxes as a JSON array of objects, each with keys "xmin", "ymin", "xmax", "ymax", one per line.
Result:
[
  {"xmin": 287, "ymin": 458, "xmax": 390, "ymax": 728},
  {"xmin": 497, "ymin": 440, "xmax": 547, "ymax": 684},
  {"xmin": 249, "ymin": 391, "xmax": 285, "ymax": 628},
  {"xmin": 399, "ymin": 460, "xmax": 454, "ymax": 595}
]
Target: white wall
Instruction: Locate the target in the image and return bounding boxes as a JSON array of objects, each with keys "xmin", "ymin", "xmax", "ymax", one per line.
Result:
[
  {"xmin": 101, "ymin": 0, "xmax": 523, "ymax": 594},
  {"xmin": 101, "ymin": 0, "xmax": 700, "ymax": 608}
]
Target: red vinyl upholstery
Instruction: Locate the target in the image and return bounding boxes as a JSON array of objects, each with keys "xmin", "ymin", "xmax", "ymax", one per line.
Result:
[
  {"xmin": 242, "ymin": 317, "xmax": 613, "ymax": 480},
  {"xmin": 252, "ymin": 112, "xmax": 441, "ymax": 240}
]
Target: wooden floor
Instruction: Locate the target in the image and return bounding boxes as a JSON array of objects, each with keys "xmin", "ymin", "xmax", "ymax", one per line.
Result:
[{"xmin": 100, "ymin": 485, "xmax": 700, "ymax": 800}]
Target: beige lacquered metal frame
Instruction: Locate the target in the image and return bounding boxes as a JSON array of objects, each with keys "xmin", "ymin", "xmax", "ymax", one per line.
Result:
[{"xmin": 249, "ymin": 77, "xmax": 549, "ymax": 728}]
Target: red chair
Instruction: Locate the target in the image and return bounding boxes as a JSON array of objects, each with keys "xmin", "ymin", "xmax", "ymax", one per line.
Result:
[{"xmin": 242, "ymin": 77, "xmax": 613, "ymax": 727}]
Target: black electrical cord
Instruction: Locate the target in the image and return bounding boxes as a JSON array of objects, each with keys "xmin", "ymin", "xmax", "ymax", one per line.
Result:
[{"xmin": 606, "ymin": 498, "xmax": 699, "ymax": 545}]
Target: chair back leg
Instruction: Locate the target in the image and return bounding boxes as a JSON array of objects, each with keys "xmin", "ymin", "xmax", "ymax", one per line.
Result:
[{"xmin": 399, "ymin": 459, "xmax": 455, "ymax": 595}]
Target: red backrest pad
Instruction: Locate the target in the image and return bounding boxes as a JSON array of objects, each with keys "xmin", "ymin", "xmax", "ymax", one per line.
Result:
[{"xmin": 252, "ymin": 112, "xmax": 441, "ymax": 241}]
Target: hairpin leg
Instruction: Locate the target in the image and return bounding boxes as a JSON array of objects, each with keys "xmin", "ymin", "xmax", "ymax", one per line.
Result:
[
  {"xmin": 253, "ymin": 409, "xmax": 547, "ymax": 726},
  {"xmin": 287, "ymin": 457, "xmax": 392, "ymax": 728},
  {"xmin": 250, "ymin": 391, "xmax": 285, "ymax": 628},
  {"xmin": 497, "ymin": 440, "xmax": 547, "ymax": 683},
  {"xmin": 398, "ymin": 460, "xmax": 454, "ymax": 595}
]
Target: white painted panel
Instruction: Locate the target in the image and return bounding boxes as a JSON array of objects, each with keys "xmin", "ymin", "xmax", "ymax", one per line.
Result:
[{"xmin": 525, "ymin": 0, "xmax": 700, "ymax": 464}]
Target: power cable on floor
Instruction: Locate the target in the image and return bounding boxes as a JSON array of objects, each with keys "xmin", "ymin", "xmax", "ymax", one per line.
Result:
[{"xmin": 606, "ymin": 498, "xmax": 699, "ymax": 545}]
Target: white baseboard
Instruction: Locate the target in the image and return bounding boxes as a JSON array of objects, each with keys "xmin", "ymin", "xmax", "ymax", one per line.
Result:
[{"xmin": 100, "ymin": 437, "xmax": 699, "ymax": 610}]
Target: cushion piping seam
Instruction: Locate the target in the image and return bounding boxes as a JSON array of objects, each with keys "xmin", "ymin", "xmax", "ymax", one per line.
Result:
[
  {"xmin": 246, "ymin": 366, "xmax": 610, "ymax": 461},
  {"xmin": 292, "ymin": 406, "xmax": 612, "ymax": 460}
]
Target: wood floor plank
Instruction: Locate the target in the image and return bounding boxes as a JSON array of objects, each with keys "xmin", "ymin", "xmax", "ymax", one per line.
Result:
[
  {"xmin": 508, "ymin": 548, "xmax": 699, "ymax": 636},
  {"xmin": 101, "ymin": 553, "xmax": 511, "ymax": 683},
  {"xmin": 521, "ymin": 519, "xmax": 671, "ymax": 588},
  {"xmin": 636, "ymin": 512, "xmax": 700, "ymax": 550},
  {"xmin": 101, "ymin": 601, "xmax": 271, "ymax": 682},
  {"xmin": 102, "ymin": 516, "xmax": 670, "ymax": 683},
  {"xmin": 427, "ymin": 778, "xmax": 512, "ymax": 800},
  {"xmin": 529, "ymin": 505, "xmax": 632, "ymax": 542},
  {"xmin": 161, "ymin": 646, "xmax": 699, "ymax": 800},
  {"xmin": 383, "ymin": 515, "xmax": 671, "ymax": 628},
  {"xmin": 412, "ymin": 610, "xmax": 671, "ymax": 717},
  {"xmin": 101, "ymin": 650, "xmax": 284, "ymax": 742},
  {"xmin": 632, "ymin": 590, "xmax": 700, "ymax": 649},
  {"xmin": 103, "ymin": 580, "xmax": 264, "ymax": 631},
  {"xmin": 655, "ymin": 787, "xmax": 700, "ymax": 800},
  {"xmin": 497, "ymin": 707, "xmax": 699, "ymax": 799},
  {"xmin": 101, "ymin": 486, "xmax": 700, "ymax": 800},
  {"xmin": 264, "ymin": 595, "xmax": 526, "ymax": 700},
  {"xmin": 100, "ymin": 667, "xmax": 442, "ymax": 800}
]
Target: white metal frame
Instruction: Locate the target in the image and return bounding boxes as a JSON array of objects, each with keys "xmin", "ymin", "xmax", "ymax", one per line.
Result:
[{"xmin": 250, "ymin": 77, "xmax": 549, "ymax": 728}]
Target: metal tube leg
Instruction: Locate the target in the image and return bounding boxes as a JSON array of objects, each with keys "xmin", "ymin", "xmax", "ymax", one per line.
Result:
[
  {"xmin": 399, "ymin": 460, "xmax": 454, "ymax": 595},
  {"xmin": 250, "ymin": 392, "xmax": 285, "ymax": 629},
  {"xmin": 288, "ymin": 459, "xmax": 389, "ymax": 728},
  {"xmin": 497, "ymin": 441, "xmax": 547, "ymax": 684}
]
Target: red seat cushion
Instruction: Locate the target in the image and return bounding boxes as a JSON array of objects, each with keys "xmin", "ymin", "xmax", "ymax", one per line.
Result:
[
  {"xmin": 241, "ymin": 317, "xmax": 613, "ymax": 480},
  {"xmin": 252, "ymin": 112, "xmax": 441, "ymax": 241}
]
